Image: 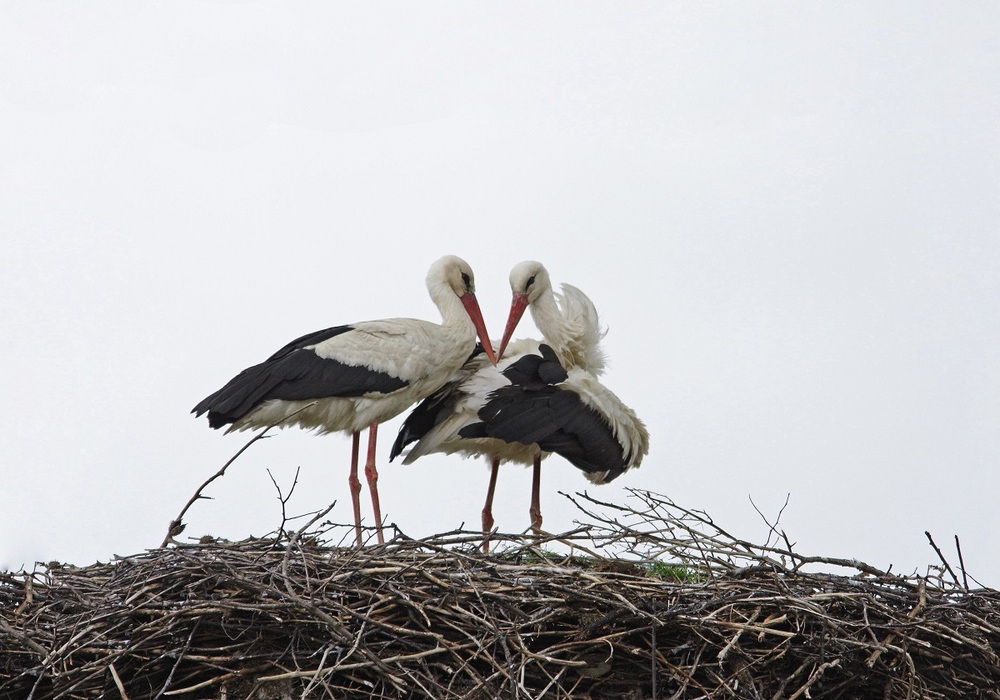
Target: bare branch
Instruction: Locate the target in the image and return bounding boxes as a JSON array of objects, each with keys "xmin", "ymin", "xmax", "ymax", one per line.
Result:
[
  {"xmin": 925, "ymin": 531, "xmax": 962, "ymax": 589},
  {"xmin": 164, "ymin": 403, "xmax": 318, "ymax": 548}
]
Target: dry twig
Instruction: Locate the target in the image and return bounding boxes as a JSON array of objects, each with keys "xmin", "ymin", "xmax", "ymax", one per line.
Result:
[{"xmin": 1, "ymin": 490, "xmax": 997, "ymax": 699}]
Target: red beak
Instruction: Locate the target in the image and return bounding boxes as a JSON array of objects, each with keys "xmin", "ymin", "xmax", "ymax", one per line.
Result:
[
  {"xmin": 460, "ymin": 292, "xmax": 498, "ymax": 365},
  {"xmin": 496, "ymin": 291, "xmax": 530, "ymax": 360}
]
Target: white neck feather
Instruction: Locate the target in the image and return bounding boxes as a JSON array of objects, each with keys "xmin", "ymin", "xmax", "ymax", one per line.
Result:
[{"xmin": 531, "ymin": 283, "xmax": 607, "ymax": 375}]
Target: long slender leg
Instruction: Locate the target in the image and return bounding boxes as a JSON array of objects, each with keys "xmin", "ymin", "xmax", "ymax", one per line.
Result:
[
  {"xmin": 529, "ymin": 455, "xmax": 542, "ymax": 534},
  {"xmin": 481, "ymin": 457, "xmax": 500, "ymax": 553},
  {"xmin": 363, "ymin": 421, "xmax": 385, "ymax": 545},
  {"xmin": 348, "ymin": 431, "xmax": 363, "ymax": 546}
]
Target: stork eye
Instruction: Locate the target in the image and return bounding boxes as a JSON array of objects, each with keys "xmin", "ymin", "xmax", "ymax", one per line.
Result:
[
  {"xmin": 461, "ymin": 272, "xmax": 471, "ymax": 288},
  {"xmin": 526, "ymin": 275, "xmax": 536, "ymax": 289}
]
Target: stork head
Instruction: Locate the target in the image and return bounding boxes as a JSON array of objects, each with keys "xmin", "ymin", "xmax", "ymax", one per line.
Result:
[
  {"xmin": 427, "ymin": 255, "xmax": 498, "ymax": 365},
  {"xmin": 497, "ymin": 260, "xmax": 552, "ymax": 360}
]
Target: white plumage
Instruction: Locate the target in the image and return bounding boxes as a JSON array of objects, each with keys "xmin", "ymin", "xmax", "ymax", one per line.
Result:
[
  {"xmin": 392, "ymin": 261, "xmax": 648, "ymax": 547},
  {"xmin": 193, "ymin": 255, "xmax": 496, "ymax": 545},
  {"xmin": 498, "ymin": 262, "xmax": 608, "ymax": 375}
]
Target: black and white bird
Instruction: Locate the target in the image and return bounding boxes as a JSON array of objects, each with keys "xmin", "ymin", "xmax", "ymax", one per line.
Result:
[
  {"xmin": 391, "ymin": 261, "xmax": 648, "ymax": 548},
  {"xmin": 192, "ymin": 255, "xmax": 497, "ymax": 546}
]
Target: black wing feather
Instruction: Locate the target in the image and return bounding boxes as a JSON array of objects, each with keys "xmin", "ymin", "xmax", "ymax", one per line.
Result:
[
  {"xmin": 391, "ymin": 341, "xmax": 625, "ymax": 479},
  {"xmin": 389, "ymin": 379, "xmax": 459, "ymax": 460},
  {"xmin": 500, "ymin": 344, "xmax": 568, "ymax": 388},
  {"xmin": 263, "ymin": 325, "xmax": 354, "ymax": 361},
  {"xmin": 461, "ymin": 385, "xmax": 627, "ymax": 480},
  {"xmin": 193, "ymin": 324, "xmax": 409, "ymax": 429},
  {"xmin": 457, "ymin": 343, "xmax": 626, "ymax": 480}
]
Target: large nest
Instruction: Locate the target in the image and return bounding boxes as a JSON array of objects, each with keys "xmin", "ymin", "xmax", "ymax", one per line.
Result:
[{"xmin": 2, "ymin": 490, "xmax": 998, "ymax": 699}]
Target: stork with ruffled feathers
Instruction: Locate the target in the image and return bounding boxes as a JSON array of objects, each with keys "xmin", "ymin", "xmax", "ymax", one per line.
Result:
[
  {"xmin": 193, "ymin": 255, "xmax": 497, "ymax": 546},
  {"xmin": 392, "ymin": 261, "xmax": 648, "ymax": 548}
]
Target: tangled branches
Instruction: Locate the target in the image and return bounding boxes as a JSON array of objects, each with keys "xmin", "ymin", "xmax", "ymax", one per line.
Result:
[{"xmin": 2, "ymin": 491, "xmax": 998, "ymax": 699}]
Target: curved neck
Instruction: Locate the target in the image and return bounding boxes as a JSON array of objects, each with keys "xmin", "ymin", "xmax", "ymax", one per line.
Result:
[
  {"xmin": 430, "ymin": 284, "xmax": 474, "ymax": 334},
  {"xmin": 530, "ymin": 286, "xmax": 606, "ymax": 374},
  {"xmin": 530, "ymin": 289, "xmax": 575, "ymax": 365},
  {"xmin": 428, "ymin": 281, "xmax": 496, "ymax": 363}
]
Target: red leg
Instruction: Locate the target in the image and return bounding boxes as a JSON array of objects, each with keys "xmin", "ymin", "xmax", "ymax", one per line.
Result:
[
  {"xmin": 348, "ymin": 431, "xmax": 363, "ymax": 547},
  {"xmin": 364, "ymin": 421, "xmax": 385, "ymax": 545},
  {"xmin": 482, "ymin": 457, "xmax": 500, "ymax": 553},
  {"xmin": 529, "ymin": 455, "xmax": 542, "ymax": 533}
]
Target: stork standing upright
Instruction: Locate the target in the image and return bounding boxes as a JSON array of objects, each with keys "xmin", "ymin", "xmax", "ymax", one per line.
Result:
[
  {"xmin": 192, "ymin": 255, "xmax": 497, "ymax": 546},
  {"xmin": 392, "ymin": 261, "xmax": 648, "ymax": 548}
]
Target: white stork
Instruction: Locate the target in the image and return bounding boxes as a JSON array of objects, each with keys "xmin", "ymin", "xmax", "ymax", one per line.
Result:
[
  {"xmin": 391, "ymin": 261, "xmax": 648, "ymax": 548},
  {"xmin": 192, "ymin": 255, "xmax": 497, "ymax": 546}
]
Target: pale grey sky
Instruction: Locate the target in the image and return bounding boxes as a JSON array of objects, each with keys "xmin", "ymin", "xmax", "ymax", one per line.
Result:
[{"xmin": 2, "ymin": 4, "xmax": 998, "ymax": 584}]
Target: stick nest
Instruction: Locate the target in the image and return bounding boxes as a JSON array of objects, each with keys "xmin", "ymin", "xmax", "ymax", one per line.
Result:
[{"xmin": 2, "ymin": 490, "xmax": 998, "ymax": 699}]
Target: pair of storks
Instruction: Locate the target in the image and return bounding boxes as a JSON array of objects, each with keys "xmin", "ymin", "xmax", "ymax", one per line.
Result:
[{"xmin": 192, "ymin": 256, "xmax": 648, "ymax": 548}]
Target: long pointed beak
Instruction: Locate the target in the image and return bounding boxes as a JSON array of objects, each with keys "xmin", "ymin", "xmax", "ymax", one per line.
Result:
[
  {"xmin": 460, "ymin": 292, "xmax": 499, "ymax": 365},
  {"xmin": 497, "ymin": 292, "xmax": 530, "ymax": 360}
]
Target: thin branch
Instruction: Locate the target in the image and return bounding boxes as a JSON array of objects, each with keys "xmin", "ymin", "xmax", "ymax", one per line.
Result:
[
  {"xmin": 955, "ymin": 535, "xmax": 970, "ymax": 592},
  {"xmin": 163, "ymin": 403, "xmax": 317, "ymax": 548},
  {"xmin": 924, "ymin": 531, "xmax": 962, "ymax": 589},
  {"xmin": 749, "ymin": 493, "xmax": 792, "ymax": 552},
  {"xmin": 109, "ymin": 663, "xmax": 129, "ymax": 700},
  {"xmin": 268, "ymin": 465, "xmax": 301, "ymax": 539}
]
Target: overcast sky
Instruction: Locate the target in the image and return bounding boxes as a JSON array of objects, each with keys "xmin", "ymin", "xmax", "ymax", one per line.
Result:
[{"xmin": 2, "ymin": 4, "xmax": 998, "ymax": 585}]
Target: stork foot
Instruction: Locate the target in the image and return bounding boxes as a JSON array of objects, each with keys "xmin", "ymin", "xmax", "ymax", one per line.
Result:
[
  {"xmin": 529, "ymin": 508, "xmax": 543, "ymax": 535},
  {"xmin": 482, "ymin": 458, "xmax": 500, "ymax": 554},
  {"xmin": 529, "ymin": 456, "xmax": 542, "ymax": 535},
  {"xmin": 481, "ymin": 507, "xmax": 495, "ymax": 553}
]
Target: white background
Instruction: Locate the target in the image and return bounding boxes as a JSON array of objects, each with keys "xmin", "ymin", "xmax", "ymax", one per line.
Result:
[{"xmin": 2, "ymin": 4, "xmax": 998, "ymax": 586}]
